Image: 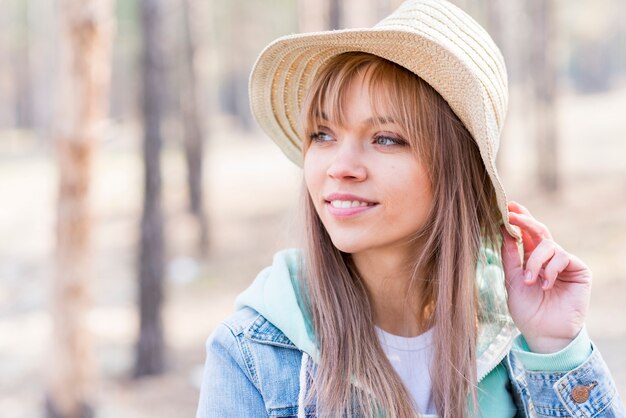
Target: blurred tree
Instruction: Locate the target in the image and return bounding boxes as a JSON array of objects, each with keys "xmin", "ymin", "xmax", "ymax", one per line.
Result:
[
  {"xmin": 329, "ymin": 0, "xmax": 342, "ymax": 29},
  {"xmin": 110, "ymin": 0, "xmax": 141, "ymax": 123},
  {"xmin": 28, "ymin": 0, "xmax": 56, "ymax": 143},
  {"xmin": 215, "ymin": 0, "xmax": 297, "ymax": 129},
  {"xmin": 0, "ymin": 0, "xmax": 29, "ymax": 131},
  {"xmin": 529, "ymin": 0, "xmax": 559, "ymax": 192},
  {"xmin": 569, "ymin": 39, "xmax": 612, "ymax": 93},
  {"xmin": 0, "ymin": 0, "xmax": 15, "ymax": 128},
  {"xmin": 181, "ymin": 0, "xmax": 209, "ymax": 255},
  {"xmin": 221, "ymin": 0, "xmax": 253, "ymax": 130},
  {"xmin": 563, "ymin": 0, "xmax": 617, "ymax": 93},
  {"xmin": 482, "ymin": 0, "xmax": 513, "ymax": 170},
  {"xmin": 485, "ymin": 0, "xmax": 504, "ymax": 52},
  {"xmin": 13, "ymin": 0, "xmax": 34, "ymax": 130},
  {"xmin": 48, "ymin": 0, "xmax": 114, "ymax": 417},
  {"xmin": 615, "ymin": 0, "xmax": 626, "ymax": 83},
  {"xmin": 135, "ymin": 0, "xmax": 166, "ymax": 377},
  {"xmin": 376, "ymin": 0, "xmax": 392, "ymax": 20}
]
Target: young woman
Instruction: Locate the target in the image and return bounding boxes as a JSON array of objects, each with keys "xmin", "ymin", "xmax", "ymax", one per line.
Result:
[{"xmin": 196, "ymin": 1, "xmax": 624, "ymax": 417}]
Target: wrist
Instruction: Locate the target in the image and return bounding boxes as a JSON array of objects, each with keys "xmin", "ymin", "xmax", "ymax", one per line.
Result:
[
  {"xmin": 524, "ymin": 335, "xmax": 575, "ymax": 354},
  {"xmin": 513, "ymin": 326, "xmax": 592, "ymax": 372}
]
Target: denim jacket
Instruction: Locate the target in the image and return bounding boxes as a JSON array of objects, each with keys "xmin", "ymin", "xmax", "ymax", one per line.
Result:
[{"xmin": 196, "ymin": 249, "xmax": 625, "ymax": 417}]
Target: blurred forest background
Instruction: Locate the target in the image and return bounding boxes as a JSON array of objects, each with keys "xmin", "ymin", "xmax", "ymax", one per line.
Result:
[{"xmin": 0, "ymin": 0, "xmax": 625, "ymax": 417}]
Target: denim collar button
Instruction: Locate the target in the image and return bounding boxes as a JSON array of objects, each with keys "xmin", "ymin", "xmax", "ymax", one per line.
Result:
[{"xmin": 571, "ymin": 384, "xmax": 591, "ymax": 403}]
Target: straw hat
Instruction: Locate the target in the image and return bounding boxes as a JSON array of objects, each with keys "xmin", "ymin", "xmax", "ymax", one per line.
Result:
[{"xmin": 249, "ymin": 0, "xmax": 521, "ymax": 240}]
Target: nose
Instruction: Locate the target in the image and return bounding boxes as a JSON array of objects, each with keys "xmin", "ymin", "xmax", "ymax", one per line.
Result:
[{"xmin": 326, "ymin": 141, "xmax": 367, "ymax": 181}]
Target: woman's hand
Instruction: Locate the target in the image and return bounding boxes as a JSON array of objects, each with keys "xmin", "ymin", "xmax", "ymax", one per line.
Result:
[{"xmin": 500, "ymin": 201, "xmax": 592, "ymax": 354}]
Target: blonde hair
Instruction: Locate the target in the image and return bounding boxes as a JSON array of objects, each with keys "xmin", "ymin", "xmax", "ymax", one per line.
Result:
[{"xmin": 297, "ymin": 52, "xmax": 502, "ymax": 417}]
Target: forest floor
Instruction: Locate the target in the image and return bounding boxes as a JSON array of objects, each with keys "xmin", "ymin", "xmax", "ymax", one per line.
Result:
[{"xmin": 1, "ymin": 86, "xmax": 625, "ymax": 417}]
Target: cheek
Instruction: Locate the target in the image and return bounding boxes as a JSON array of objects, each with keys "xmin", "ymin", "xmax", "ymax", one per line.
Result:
[
  {"xmin": 303, "ymin": 152, "xmax": 323, "ymax": 202},
  {"xmin": 412, "ymin": 179, "xmax": 433, "ymax": 216},
  {"xmin": 395, "ymin": 167, "xmax": 433, "ymax": 215},
  {"xmin": 302, "ymin": 155, "xmax": 321, "ymax": 213},
  {"xmin": 303, "ymin": 155, "xmax": 314, "ymax": 190}
]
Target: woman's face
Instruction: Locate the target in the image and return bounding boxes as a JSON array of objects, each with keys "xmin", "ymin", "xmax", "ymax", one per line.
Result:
[{"xmin": 303, "ymin": 73, "xmax": 433, "ymax": 257}]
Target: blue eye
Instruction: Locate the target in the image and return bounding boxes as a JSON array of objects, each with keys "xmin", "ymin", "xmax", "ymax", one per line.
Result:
[
  {"xmin": 310, "ymin": 132, "xmax": 333, "ymax": 142},
  {"xmin": 374, "ymin": 135, "xmax": 404, "ymax": 146}
]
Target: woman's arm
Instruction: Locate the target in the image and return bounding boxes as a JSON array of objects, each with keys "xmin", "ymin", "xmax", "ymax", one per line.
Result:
[
  {"xmin": 196, "ymin": 323, "xmax": 268, "ymax": 418},
  {"xmin": 500, "ymin": 201, "xmax": 625, "ymax": 416},
  {"xmin": 506, "ymin": 327, "xmax": 625, "ymax": 417},
  {"xmin": 500, "ymin": 201, "xmax": 591, "ymax": 353}
]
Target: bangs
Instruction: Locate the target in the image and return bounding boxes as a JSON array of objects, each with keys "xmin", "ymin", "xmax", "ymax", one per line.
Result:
[{"xmin": 299, "ymin": 52, "xmax": 440, "ymax": 163}]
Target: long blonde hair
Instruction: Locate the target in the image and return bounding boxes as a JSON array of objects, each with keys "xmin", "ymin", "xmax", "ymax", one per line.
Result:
[{"xmin": 297, "ymin": 52, "xmax": 502, "ymax": 417}]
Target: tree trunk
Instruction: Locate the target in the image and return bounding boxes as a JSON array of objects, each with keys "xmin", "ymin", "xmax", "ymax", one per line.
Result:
[
  {"xmin": 529, "ymin": 0, "xmax": 559, "ymax": 192},
  {"xmin": 329, "ymin": 0, "xmax": 342, "ymax": 29},
  {"xmin": 485, "ymin": 0, "xmax": 504, "ymax": 52},
  {"xmin": 181, "ymin": 0, "xmax": 209, "ymax": 256},
  {"xmin": 14, "ymin": 0, "xmax": 34, "ymax": 130},
  {"xmin": 47, "ymin": 0, "xmax": 114, "ymax": 417},
  {"xmin": 135, "ymin": 0, "xmax": 166, "ymax": 377},
  {"xmin": 0, "ymin": 0, "xmax": 17, "ymax": 129},
  {"xmin": 28, "ymin": 0, "xmax": 56, "ymax": 144},
  {"xmin": 376, "ymin": 0, "xmax": 392, "ymax": 20}
]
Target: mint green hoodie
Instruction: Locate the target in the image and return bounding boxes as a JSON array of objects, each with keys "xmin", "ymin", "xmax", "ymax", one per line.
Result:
[{"xmin": 234, "ymin": 248, "xmax": 593, "ymax": 417}]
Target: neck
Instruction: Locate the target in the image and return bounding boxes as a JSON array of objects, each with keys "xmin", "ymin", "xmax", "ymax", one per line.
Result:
[{"xmin": 351, "ymin": 245, "xmax": 430, "ymax": 337}]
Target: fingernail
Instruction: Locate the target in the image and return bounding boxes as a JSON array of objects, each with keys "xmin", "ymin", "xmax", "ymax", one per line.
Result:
[
  {"xmin": 542, "ymin": 279, "xmax": 549, "ymax": 289},
  {"xmin": 525, "ymin": 270, "xmax": 532, "ymax": 282}
]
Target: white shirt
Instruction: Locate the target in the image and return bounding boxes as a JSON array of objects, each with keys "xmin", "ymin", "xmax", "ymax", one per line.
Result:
[{"xmin": 375, "ymin": 326, "xmax": 437, "ymax": 415}]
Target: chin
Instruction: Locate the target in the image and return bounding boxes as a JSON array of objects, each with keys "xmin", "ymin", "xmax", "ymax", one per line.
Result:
[{"xmin": 328, "ymin": 236, "xmax": 368, "ymax": 254}]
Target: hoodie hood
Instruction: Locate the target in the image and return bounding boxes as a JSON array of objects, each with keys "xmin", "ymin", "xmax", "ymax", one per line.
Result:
[
  {"xmin": 234, "ymin": 246, "xmax": 519, "ymax": 380},
  {"xmin": 235, "ymin": 249, "xmax": 319, "ymax": 360}
]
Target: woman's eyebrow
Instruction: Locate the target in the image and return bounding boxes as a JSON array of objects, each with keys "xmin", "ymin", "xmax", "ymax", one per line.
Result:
[
  {"xmin": 313, "ymin": 112, "xmax": 395, "ymax": 126},
  {"xmin": 363, "ymin": 116, "xmax": 395, "ymax": 125}
]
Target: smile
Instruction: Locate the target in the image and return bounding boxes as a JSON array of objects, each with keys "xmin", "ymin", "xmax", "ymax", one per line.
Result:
[
  {"xmin": 324, "ymin": 195, "xmax": 379, "ymax": 218},
  {"xmin": 329, "ymin": 200, "xmax": 376, "ymax": 208}
]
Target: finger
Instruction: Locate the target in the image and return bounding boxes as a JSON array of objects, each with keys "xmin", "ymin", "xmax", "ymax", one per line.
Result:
[
  {"xmin": 507, "ymin": 213, "xmax": 540, "ymax": 257},
  {"xmin": 507, "ymin": 212, "xmax": 546, "ymax": 258},
  {"xmin": 524, "ymin": 239, "xmax": 559, "ymax": 285},
  {"xmin": 507, "ymin": 200, "xmax": 534, "ymax": 217},
  {"xmin": 500, "ymin": 225, "xmax": 522, "ymax": 271},
  {"xmin": 508, "ymin": 211, "xmax": 553, "ymax": 241},
  {"xmin": 561, "ymin": 253, "xmax": 593, "ymax": 285},
  {"xmin": 500, "ymin": 226, "xmax": 528, "ymax": 296},
  {"xmin": 541, "ymin": 249, "xmax": 570, "ymax": 289}
]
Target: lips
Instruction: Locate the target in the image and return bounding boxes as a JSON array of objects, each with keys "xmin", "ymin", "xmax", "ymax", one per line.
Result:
[
  {"xmin": 324, "ymin": 193, "xmax": 378, "ymax": 218},
  {"xmin": 329, "ymin": 200, "xmax": 373, "ymax": 208}
]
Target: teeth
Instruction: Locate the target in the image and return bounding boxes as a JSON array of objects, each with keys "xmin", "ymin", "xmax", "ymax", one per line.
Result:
[{"xmin": 330, "ymin": 200, "xmax": 371, "ymax": 208}]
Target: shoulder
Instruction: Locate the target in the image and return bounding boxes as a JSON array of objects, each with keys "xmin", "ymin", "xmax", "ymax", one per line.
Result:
[
  {"xmin": 212, "ymin": 306, "xmax": 298, "ymax": 350},
  {"xmin": 207, "ymin": 307, "xmax": 299, "ymax": 373},
  {"xmin": 205, "ymin": 307, "xmax": 307, "ymax": 416},
  {"xmin": 216, "ymin": 306, "xmax": 263, "ymax": 339}
]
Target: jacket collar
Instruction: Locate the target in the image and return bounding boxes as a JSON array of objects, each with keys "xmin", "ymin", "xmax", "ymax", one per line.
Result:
[
  {"xmin": 244, "ymin": 312, "xmax": 297, "ymax": 349},
  {"xmin": 237, "ymin": 244, "xmax": 520, "ymax": 381},
  {"xmin": 243, "ymin": 309, "xmax": 519, "ymax": 382}
]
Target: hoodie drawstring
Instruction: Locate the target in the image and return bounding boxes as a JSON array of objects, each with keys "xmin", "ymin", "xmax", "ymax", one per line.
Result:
[{"xmin": 297, "ymin": 351, "xmax": 309, "ymax": 418}]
